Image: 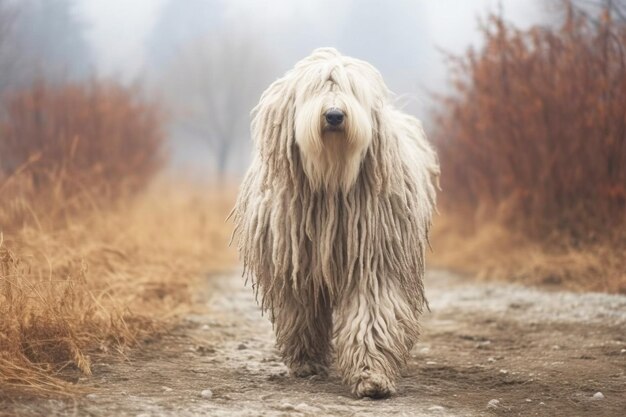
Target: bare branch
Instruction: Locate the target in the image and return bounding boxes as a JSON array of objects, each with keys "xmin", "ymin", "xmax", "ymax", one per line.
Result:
[{"xmin": 158, "ymin": 30, "xmax": 276, "ymax": 175}]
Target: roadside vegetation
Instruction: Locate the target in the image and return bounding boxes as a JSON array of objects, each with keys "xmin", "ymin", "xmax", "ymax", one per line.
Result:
[
  {"xmin": 0, "ymin": 81, "xmax": 236, "ymax": 398},
  {"xmin": 432, "ymin": 1, "xmax": 626, "ymax": 293}
]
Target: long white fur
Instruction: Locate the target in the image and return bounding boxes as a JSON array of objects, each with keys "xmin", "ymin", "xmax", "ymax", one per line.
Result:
[{"xmin": 232, "ymin": 47, "xmax": 439, "ymax": 398}]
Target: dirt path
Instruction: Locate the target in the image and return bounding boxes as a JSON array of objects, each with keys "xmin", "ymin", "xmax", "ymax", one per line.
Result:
[{"xmin": 7, "ymin": 271, "xmax": 626, "ymax": 416}]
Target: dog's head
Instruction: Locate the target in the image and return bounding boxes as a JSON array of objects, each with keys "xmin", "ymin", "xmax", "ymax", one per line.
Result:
[{"xmin": 253, "ymin": 48, "xmax": 391, "ymax": 192}]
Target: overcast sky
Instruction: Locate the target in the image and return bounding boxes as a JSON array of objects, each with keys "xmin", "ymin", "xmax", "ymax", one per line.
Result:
[{"xmin": 78, "ymin": 0, "xmax": 548, "ymax": 91}]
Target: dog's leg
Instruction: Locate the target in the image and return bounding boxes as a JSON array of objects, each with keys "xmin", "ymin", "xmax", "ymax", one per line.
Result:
[
  {"xmin": 273, "ymin": 287, "xmax": 332, "ymax": 378},
  {"xmin": 335, "ymin": 277, "xmax": 420, "ymax": 399}
]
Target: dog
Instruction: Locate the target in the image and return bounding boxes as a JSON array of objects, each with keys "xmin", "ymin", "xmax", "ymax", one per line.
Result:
[{"xmin": 232, "ymin": 47, "xmax": 439, "ymax": 398}]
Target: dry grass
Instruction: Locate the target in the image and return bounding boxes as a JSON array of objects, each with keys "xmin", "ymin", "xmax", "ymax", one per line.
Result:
[
  {"xmin": 0, "ymin": 180, "xmax": 237, "ymax": 398},
  {"xmin": 0, "ymin": 80, "xmax": 237, "ymax": 398},
  {"xmin": 430, "ymin": 211, "xmax": 626, "ymax": 294},
  {"xmin": 431, "ymin": 2, "xmax": 626, "ymax": 292}
]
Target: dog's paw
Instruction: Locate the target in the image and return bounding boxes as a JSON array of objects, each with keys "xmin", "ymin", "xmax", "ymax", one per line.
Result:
[
  {"xmin": 289, "ymin": 361, "xmax": 328, "ymax": 378},
  {"xmin": 354, "ymin": 369, "xmax": 396, "ymax": 399}
]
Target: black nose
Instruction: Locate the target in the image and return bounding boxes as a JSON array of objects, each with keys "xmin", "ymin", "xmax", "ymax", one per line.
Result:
[{"xmin": 325, "ymin": 109, "xmax": 344, "ymax": 126}]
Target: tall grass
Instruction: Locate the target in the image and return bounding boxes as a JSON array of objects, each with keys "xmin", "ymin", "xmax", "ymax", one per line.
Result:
[
  {"xmin": 432, "ymin": 2, "xmax": 626, "ymax": 292},
  {"xmin": 0, "ymin": 81, "xmax": 237, "ymax": 398},
  {"xmin": 1, "ymin": 185, "xmax": 236, "ymax": 398}
]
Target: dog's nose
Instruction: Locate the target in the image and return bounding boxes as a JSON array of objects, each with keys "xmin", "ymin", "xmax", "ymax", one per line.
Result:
[{"xmin": 324, "ymin": 109, "xmax": 344, "ymax": 126}]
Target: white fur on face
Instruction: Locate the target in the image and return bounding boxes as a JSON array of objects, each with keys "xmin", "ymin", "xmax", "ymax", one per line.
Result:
[
  {"xmin": 294, "ymin": 89, "xmax": 372, "ymax": 192},
  {"xmin": 289, "ymin": 50, "xmax": 384, "ymax": 192}
]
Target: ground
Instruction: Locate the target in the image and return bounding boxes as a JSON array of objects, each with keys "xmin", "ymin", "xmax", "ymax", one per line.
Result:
[{"xmin": 5, "ymin": 270, "xmax": 626, "ymax": 417}]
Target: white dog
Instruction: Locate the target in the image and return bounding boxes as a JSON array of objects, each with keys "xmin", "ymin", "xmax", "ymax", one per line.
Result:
[{"xmin": 232, "ymin": 48, "xmax": 439, "ymax": 398}]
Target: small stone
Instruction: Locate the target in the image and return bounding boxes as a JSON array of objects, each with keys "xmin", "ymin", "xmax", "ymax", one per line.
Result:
[
  {"xmin": 294, "ymin": 403, "xmax": 321, "ymax": 413},
  {"xmin": 267, "ymin": 371, "xmax": 287, "ymax": 381},
  {"xmin": 592, "ymin": 392, "xmax": 604, "ymax": 400},
  {"xmin": 539, "ymin": 402, "xmax": 546, "ymax": 405},
  {"xmin": 162, "ymin": 386, "xmax": 172, "ymax": 392},
  {"xmin": 196, "ymin": 345, "xmax": 216, "ymax": 355},
  {"xmin": 487, "ymin": 357, "xmax": 496, "ymax": 363},
  {"xmin": 551, "ymin": 345, "xmax": 560, "ymax": 350},
  {"xmin": 278, "ymin": 403, "xmax": 296, "ymax": 411},
  {"xmin": 200, "ymin": 389, "xmax": 213, "ymax": 399},
  {"xmin": 201, "ymin": 324, "xmax": 210, "ymax": 330},
  {"xmin": 525, "ymin": 398, "xmax": 532, "ymax": 402},
  {"xmin": 85, "ymin": 393, "xmax": 97, "ymax": 400},
  {"xmin": 620, "ymin": 348, "xmax": 626, "ymax": 354},
  {"xmin": 237, "ymin": 343, "xmax": 248, "ymax": 350},
  {"xmin": 428, "ymin": 405, "xmax": 445, "ymax": 411},
  {"xmin": 487, "ymin": 399, "xmax": 500, "ymax": 409},
  {"xmin": 222, "ymin": 394, "xmax": 233, "ymax": 400},
  {"xmin": 426, "ymin": 361, "xmax": 437, "ymax": 365},
  {"xmin": 499, "ymin": 369, "xmax": 508, "ymax": 374}
]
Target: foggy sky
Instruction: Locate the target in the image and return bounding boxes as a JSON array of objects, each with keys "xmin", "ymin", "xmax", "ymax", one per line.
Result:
[{"xmin": 79, "ymin": 0, "xmax": 548, "ymax": 95}]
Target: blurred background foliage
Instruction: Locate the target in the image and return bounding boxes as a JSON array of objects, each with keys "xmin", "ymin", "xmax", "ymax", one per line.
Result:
[
  {"xmin": 436, "ymin": 1, "xmax": 626, "ymax": 238},
  {"xmin": 430, "ymin": 0, "xmax": 626, "ymax": 293}
]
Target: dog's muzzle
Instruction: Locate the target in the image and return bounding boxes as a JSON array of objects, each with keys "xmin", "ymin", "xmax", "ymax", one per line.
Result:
[{"xmin": 324, "ymin": 109, "xmax": 345, "ymax": 127}]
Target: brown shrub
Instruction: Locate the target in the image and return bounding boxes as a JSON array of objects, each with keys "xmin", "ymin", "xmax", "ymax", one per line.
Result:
[
  {"xmin": 0, "ymin": 81, "xmax": 165, "ymax": 208},
  {"xmin": 434, "ymin": 2, "xmax": 626, "ymax": 240},
  {"xmin": 430, "ymin": 2, "xmax": 626, "ymax": 292}
]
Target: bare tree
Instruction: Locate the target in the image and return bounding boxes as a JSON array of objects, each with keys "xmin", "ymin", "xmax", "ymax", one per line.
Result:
[
  {"xmin": 159, "ymin": 31, "xmax": 276, "ymax": 176},
  {"xmin": 0, "ymin": 0, "xmax": 18, "ymax": 97},
  {"xmin": 0, "ymin": 0, "xmax": 91, "ymax": 98}
]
